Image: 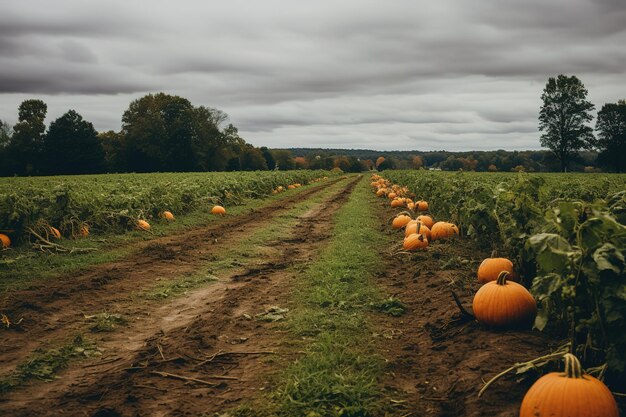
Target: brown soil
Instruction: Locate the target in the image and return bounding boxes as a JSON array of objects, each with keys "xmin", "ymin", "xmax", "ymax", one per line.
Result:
[
  {"xmin": 0, "ymin": 176, "xmax": 360, "ymax": 417},
  {"xmin": 371, "ymin": 198, "xmax": 560, "ymax": 417}
]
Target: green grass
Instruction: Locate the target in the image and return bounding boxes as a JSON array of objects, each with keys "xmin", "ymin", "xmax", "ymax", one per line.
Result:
[
  {"xmin": 0, "ymin": 335, "xmax": 99, "ymax": 393},
  {"xmin": 140, "ymin": 177, "xmax": 353, "ymax": 300},
  {"xmin": 233, "ymin": 176, "xmax": 397, "ymax": 417},
  {"xmin": 0, "ymin": 177, "xmax": 337, "ymax": 294}
]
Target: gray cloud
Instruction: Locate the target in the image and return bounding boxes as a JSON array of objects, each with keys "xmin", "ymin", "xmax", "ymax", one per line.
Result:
[{"xmin": 0, "ymin": 0, "xmax": 625, "ymax": 151}]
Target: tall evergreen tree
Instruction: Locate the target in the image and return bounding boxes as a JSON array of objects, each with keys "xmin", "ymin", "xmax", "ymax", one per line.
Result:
[
  {"xmin": 538, "ymin": 75, "xmax": 595, "ymax": 172},
  {"xmin": 43, "ymin": 110, "xmax": 105, "ymax": 175}
]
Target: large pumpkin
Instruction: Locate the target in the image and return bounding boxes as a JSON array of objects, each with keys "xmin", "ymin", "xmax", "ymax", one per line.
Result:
[
  {"xmin": 520, "ymin": 353, "xmax": 618, "ymax": 417},
  {"xmin": 430, "ymin": 222, "xmax": 459, "ymax": 241},
  {"xmin": 472, "ymin": 271, "xmax": 536, "ymax": 328},
  {"xmin": 477, "ymin": 257, "xmax": 516, "ymax": 284},
  {"xmin": 211, "ymin": 205, "xmax": 226, "ymax": 215},
  {"xmin": 416, "ymin": 215, "xmax": 434, "ymax": 229},
  {"xmin": 392, "ymin": 215, "xmax": 412, "ymax": 229},
  {"xmin": 403, "ymin": 233, "xmax": 429, "ymax": 251},
  {"xmin": 405, "ymin": 221, "xmax": 431, "ymax": 240},
  {"xmin": 0, "ymin": 233, "xmax": 10, "ymax": 248}
]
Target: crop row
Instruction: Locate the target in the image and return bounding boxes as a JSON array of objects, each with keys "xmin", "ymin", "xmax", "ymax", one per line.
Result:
[
  {"xmin": 0, "ymin": 170, "xmax": 331, "ymax": 244},
  {"xmin": 381, "ymin": 170, "xmax": 626, "ymax": 388}
]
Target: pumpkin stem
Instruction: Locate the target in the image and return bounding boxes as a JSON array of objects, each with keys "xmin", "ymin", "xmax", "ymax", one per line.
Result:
[
  {"xmin": 490, "ymin": 249, "xmax": 497, "ymax": 258},
  {"xmin": 495, "ymin": 271, "xmax": 509, "ymax": 285},
  {"xmin": 563, "ymin": 353, "xmax": 583, "ymax": 379}
]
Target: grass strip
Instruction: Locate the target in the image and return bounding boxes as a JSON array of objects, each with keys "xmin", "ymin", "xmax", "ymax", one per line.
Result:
[
  {"xmin": 141, "ymin": 176, "xmax": 354, "ymax": 300},
  {"xmin": 235, "ymin": 176, "xmax": 392, "ymax": 417}
]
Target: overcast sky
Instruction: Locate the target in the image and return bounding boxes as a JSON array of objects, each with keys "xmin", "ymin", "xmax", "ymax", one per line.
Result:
[{"xmin": 1, "ymin": 0, "xmax": 624, "ymax": 151}]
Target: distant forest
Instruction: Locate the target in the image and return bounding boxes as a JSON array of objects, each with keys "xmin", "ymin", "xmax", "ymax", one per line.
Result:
[{"xmin": 0, "ymin": 89, "xmax": 623, "ymax": 176}]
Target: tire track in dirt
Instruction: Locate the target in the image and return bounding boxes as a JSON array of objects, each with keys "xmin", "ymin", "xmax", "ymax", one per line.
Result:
[
  {"xmin": 370, "ymin": 198, "xmax": 558, "ymax": 417},
  {"xmin": 1, "ymin": 176, "xmax": 362, "ymax": 417},
  {"xmin": 0, "ymin": 177, "xmax": 346, "ymax": 377}
]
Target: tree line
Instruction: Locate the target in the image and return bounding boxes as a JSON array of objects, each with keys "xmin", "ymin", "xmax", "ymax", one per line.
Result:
[{"xmin": 0, "ymin": 93, "xmax": 284, "ymax": 176}]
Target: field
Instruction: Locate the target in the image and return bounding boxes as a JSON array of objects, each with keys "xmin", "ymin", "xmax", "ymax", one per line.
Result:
[{"xmin": 0, "ymin": 170, "xmax": 625, "ymax": 416}]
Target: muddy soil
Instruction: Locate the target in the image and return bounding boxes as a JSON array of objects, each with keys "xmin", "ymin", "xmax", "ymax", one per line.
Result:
[
  {"xmin": 0, "ymin": 176, "xmax": 359, "ymax": 417},
  {"xmin": 372, "ymin": 199, "xmax": 560, "ymax": 417}
]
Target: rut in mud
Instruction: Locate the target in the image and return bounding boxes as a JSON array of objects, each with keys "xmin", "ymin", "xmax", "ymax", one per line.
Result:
[
  {"xmin": 0, "ymin": 176, "xmax": 359, "ymax": 417},
  {"xmin": 371, "ymin": 198, "xmax": 557, "ymax": 417}
]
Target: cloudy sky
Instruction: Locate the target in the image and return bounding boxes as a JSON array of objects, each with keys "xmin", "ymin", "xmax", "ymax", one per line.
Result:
[{"xmin": 1, "ymin": 0, "xmax": 625, "ymax": 151}]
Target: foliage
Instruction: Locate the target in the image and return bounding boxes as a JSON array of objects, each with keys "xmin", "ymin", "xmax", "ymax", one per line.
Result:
[
  {"xmin": 0, "ymin": 170, "xmax": 331, "ymax": 244},
  {"xmin": 43, "ymin": 110, "xmax": 105, "ymax": 175},
  {"xmin": 596, "ymin": 100, "xmax": 626, "ymax": 173},
  {"xmin": 382, "ymin": 170, "xmax": 626, "ymax": 385},
  {"xmin": 539, "ymin": 75, "xmax": 595, "ymax": 172}
]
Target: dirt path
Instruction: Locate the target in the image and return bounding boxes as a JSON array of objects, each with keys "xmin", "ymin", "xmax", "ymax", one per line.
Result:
[
  {"xmin": 0, "ymin": 176, "xmax": 345, "ymax": 375},
  {"xmin": 0, "ymin": 176, "xmax": 361, "ymax": 417},
  {"xmin": 371, "ymin": 198, "xmax": 558, "ymax": 417}
]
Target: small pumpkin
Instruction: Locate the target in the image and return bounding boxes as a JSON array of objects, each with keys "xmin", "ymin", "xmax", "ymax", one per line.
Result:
[
  {"xmin": 478, "ymin": 257, "xmax": 516, "ymax": 284},
  {"xmin": 211, "ymin": 205, "xmax": 226, "ymax": 215},
  {"xmin": 390, "ymin": 199, "xmax": 405, "ymax": 208},
  {"xmin": 520, "ymin": 353, "xmax": 618, "ymax": 417},
  {"xmin": 0, "ymin": 233, "xmax": 11, "ymax": 249},
  {"xmin": 162, "ymin": 211, "xmax": 175, "ymax": 221},
  {"xmin": 79, "ymin": 225, "xmax": 89, "ymax": 237},
  {"xmin": 392, "ymin": 215, "xmax": 412, "ymax": 229},
  {"xmin": 287, "ymin": 184, "xmax": 296, "ymax": 189},
  {"xmin": 416, "ymin": 215, "xmax": 434, "ymax": 228},
  {"xmin": 472, "ymin": 271, "xmax": 536, "ymax": 328},
  {"xmin": 137, "ymin": 220, "xmax": 151, "ymax": 231},
  {"xmin": 387, "ymin": 192, "xmax": 397, "ymax": 200},
  {"xmin": 376, "ymin": 189, "xmax": 386, "ymax": 197},
  {"xmin": 49, "ymin": 227, "xmax": 62, "ymax": 239},
  {"xmin": 416, "ymin": 200, "xmax": 429, "ymax": 211},
  {"xmin": 403, "ymin": 233, "xmax": 429, "ymax": 250}
]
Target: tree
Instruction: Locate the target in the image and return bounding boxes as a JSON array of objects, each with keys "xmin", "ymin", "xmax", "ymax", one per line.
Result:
[
  {"xmin": 0, "ymin": 120, "xmax": 13, "ymax": 176},
  {"xmin": 411, "ymin": 155, "xmax": 424, "ymax": 169},
  {"xmin": 99, "ymin": 130, "xmax": 126, "ymax": 172},
  {"xmin": 539, "ymin": 75, "xmax": 595, "ymax": 172},
  {"xmin": 272, "ymin": 150, "xmax": 295, "ymax": 170},
  {"xmin": 122, "ymin": 93, "xmax": 197, "ymax": 172},
  {"xmin": 260, "ymin": 147, "xmax": 276, "ymax": 170},
  {"xmin": 596, "ymin": 100, "xmax": 626, "ymax": 172},
  {"xmin": 9, "ymin": 99, "xmax": 48, "ymax": 175},
  {"xmin": 43, "ymin": 110, "xmax": 105, "ymax": 175},
  {"xmin": 239, "ymin": 146, "xmax": 268, "ymax": 171}
]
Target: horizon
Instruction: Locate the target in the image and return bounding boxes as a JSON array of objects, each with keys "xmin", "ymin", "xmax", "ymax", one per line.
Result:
[{"xmin": 1, "ymin": 1, "xmax": 625, "ymax": 151}]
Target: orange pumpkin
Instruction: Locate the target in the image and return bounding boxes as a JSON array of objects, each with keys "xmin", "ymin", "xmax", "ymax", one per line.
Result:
[
  {"xmin": 162, "ymin": 211, "xmax": 175, "ymax": 221},
  {"xmin": 137, "ymin": 220, "xmax": 151, "ymax": 231},
  {"xmin": 211, "ymin": 205, "xmax": 226, "ymax": 215},
  {"xmin": 0, "ymin": 233, "xmax": 10, "ymax": 248},
  {"xmin": 430, "ymin": 222, "xmax": 459, "ymax": 240},
  {"xmin": 376, "ymin": 189, "xmax": 386, "ymax": 197},
  {"xmin": 390, "ymin": 199, "xmax": 405, "ymax": 208},
  {"xmin": 405, "ymin": 221, "xmax": 431, "ymax": 240},
  {"xmin": 416, "ymin": 215, "xmax": 434, "ymax": 229},
  {"xmin": 403, "ymin": 233, "xmax": 429, "ymax": 250},
  {"xmin": 416, "ymin": 200, "xmax": 429, "ymax": 211},
  {"xmin": 387, "ymin": 192, "xmax": 397, "ymax": 200},
  {"xmin": 287, "ymin": 185, "xmax": 296, "ymax": 189},
  {"xmin": 49, "ymin": 227, "xmax": 62, "ymax": 239},
  {"xmin": 79, "ymin": 225, "xmax": 89, "ymax": 237},
  {"xmin": 477, "ymin": 257, "xmax": 517, "ymax": 284},
  {"xmin": 392, "ymin": 215, "xmax": 412, "ymax": 229},
  {"xmin": 472, "ymin": 271, "xmax": 536, "ymax": 328},
  {"xmin": 520, "ymin": 353, "xmax": 618, "ymax": 417}
]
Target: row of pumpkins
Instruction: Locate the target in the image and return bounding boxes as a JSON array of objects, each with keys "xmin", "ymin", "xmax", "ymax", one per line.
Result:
[
  {"xmin": 0, "ymin": 206, "xmax": 227, "ymax": 249},
  {"xmin": 370, "ymin": 174, "xmax": 619, "ymax": 417},
  {"xmin": 0, "ymin": 178, "xmax": 328, "ymax": 250}
]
